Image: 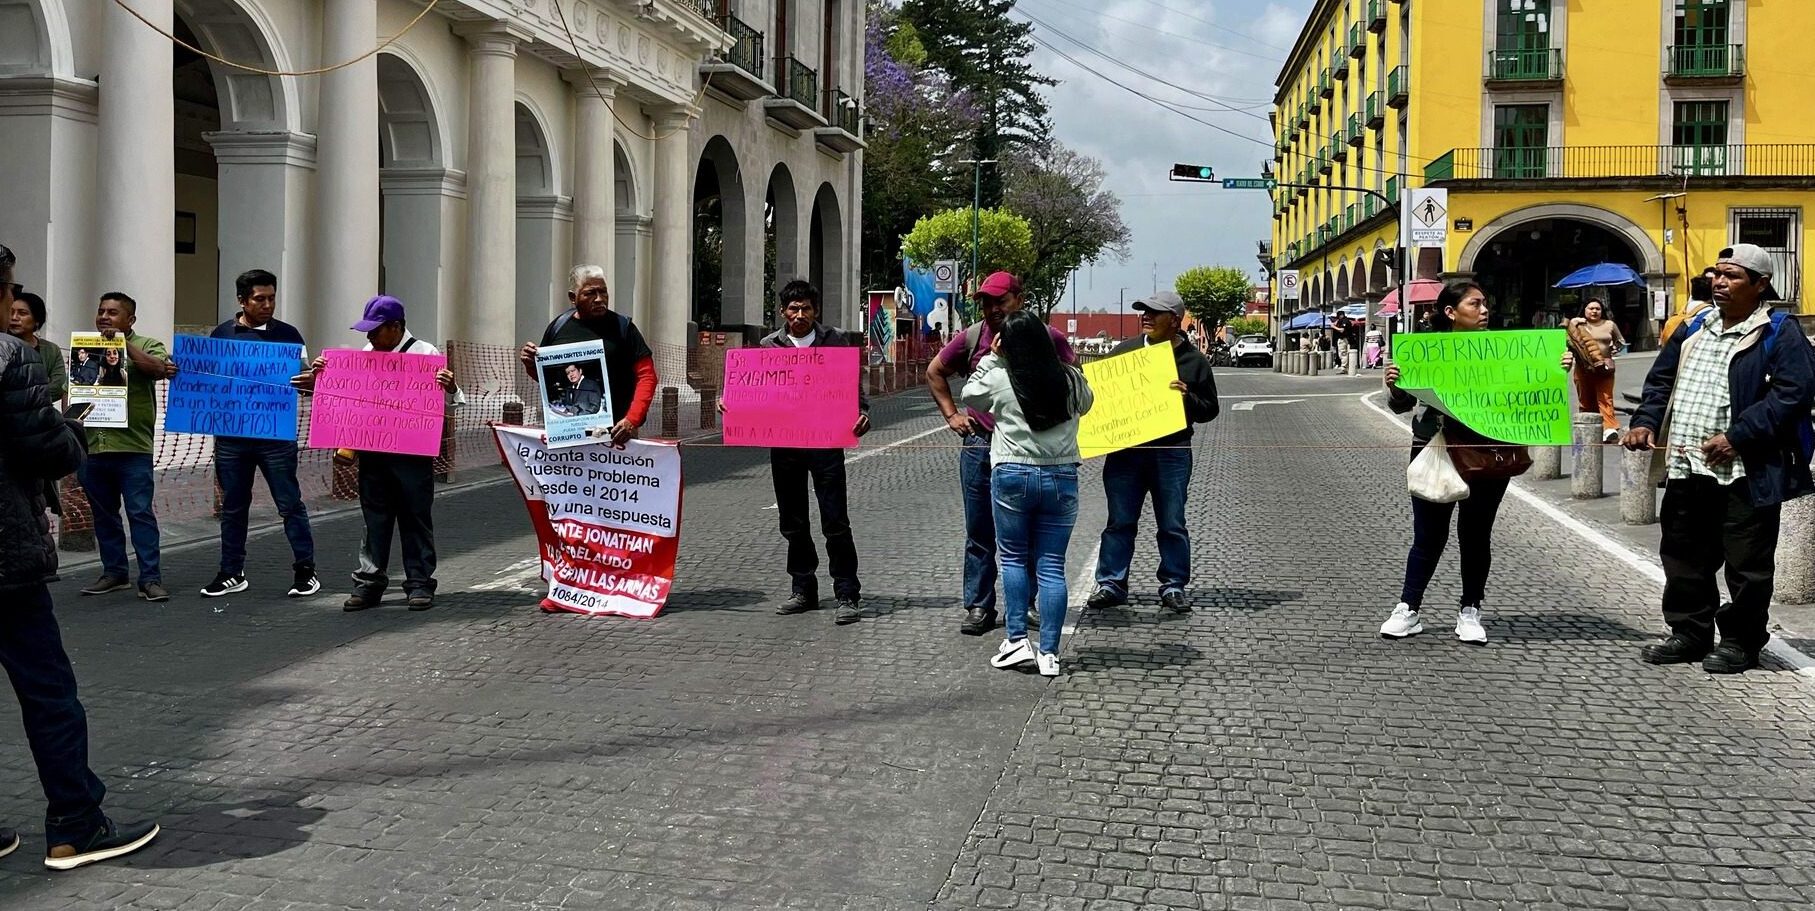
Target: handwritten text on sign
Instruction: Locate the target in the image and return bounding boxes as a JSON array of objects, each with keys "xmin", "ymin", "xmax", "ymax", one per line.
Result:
[
  {"xmin": 1077, "ymin": 343, "xmax": 1186, "ymax": 459},
  {"xmin": 307, "ymin": 349, "xmax": 447, "ymax": 456},
  {"xmin": 164, "ymin": 335, "xmax": 303, "ymax": 441},
  {"xmin": 721, "ymin": 346, "xmax": 860, "ymax": 449},
  {"xmin": 494, "ymin": 426, "xmax": 682, "ymax": 618},
  {"xmin": 1391, "ymin": 329, "xmax": 1571, "ymax": 446}
]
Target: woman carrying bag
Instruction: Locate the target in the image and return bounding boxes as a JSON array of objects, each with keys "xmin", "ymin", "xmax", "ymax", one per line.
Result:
[
  {"xmin": 960, "ymin": 310, "xmax": 1094, "ymax": 678},
  {"xmin": 1568, "ymin": 299, "xmax": 1626, "ymax": 442},
  {"xmin": 1380, "ymin": 282, "xmax": 1573, "ymax": 644}
]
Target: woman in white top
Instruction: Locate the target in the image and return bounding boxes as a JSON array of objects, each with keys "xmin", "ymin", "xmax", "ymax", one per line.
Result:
[{"xmin": 959, "ymin": 310, "xmax": 1094, "ymax": 677}]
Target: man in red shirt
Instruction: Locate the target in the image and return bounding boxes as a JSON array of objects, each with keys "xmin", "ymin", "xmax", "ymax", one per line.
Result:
[{"xmin": 520, "ymin": 264, "xmax": 658, "ymax": 448}]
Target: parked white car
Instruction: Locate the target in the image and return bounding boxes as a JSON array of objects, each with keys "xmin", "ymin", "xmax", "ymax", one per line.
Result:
[{"xmin": 1231, "ymin": 334, "xmax": 1274, "ymax": 367}]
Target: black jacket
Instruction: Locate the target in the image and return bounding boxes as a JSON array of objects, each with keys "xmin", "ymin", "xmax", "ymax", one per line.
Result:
[
  {"xmin": 1108, "ymin": 335, "xmax": 1219, "ymax": 446},
  {"xmin": 0, "ymin": 334, "xmax": 86, "ymax": 590}
]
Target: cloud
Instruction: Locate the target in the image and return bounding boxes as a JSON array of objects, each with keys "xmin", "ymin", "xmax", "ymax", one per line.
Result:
[{"xmin": 1022, "ymin": 0, "xmax": 1313, "ymax": 310}]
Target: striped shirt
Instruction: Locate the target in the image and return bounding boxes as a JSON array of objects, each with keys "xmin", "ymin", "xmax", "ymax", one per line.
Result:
[{"xmin": 1667, "ymin": 306, "xmax": 1773, "ymax": 484}]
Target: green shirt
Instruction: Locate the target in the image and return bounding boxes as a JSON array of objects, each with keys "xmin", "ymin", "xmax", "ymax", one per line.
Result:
[
  {"xmin": 86, "ymin": 332, "xmax": 168, "ymax": 455},
  {"xmin": 34, "ymin": 338, "xmax": 67, "ymax": 404}
]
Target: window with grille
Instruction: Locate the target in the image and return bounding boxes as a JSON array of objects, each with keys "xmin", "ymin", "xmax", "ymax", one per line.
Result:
[
  {"xmin": 1671, "ymin": 100, "xmax": 1729, "ymax": 175},
  {"xmin": 1492, "ymin": 104, "xmax": 1548, "ymax": 178},
  {"xmin": 1732, "ymin": 208, "xmax": 1801, "ymax": 305}
]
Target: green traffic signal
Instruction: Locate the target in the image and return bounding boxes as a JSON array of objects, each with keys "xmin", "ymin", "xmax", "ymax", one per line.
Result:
[{"xmin": 1171, "ymin": 163, "xmax": 1216, "ymax": 182}]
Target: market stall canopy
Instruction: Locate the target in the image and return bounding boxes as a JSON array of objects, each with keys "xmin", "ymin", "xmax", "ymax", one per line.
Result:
[
  {"xmin": 1376, "ymin": 279, "xmax": 1446, "ymax": 316},
  {"xmin": 1284, "ymin": 310, "xmax": 1330, "ymax": 331}
]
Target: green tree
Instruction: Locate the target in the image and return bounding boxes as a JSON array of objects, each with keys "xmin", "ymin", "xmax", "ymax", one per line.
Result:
[
  {"xmin": 900, "ymin": 207, "xmax": 1035, "ymax": 290},
  {"xmin": 1227, "ymin": 316, "xmax": 1270, "ymax": 337},
  {"xmin": 1175, "ymin": 266, "xmax": 1255, "ymax": 327},
  {"xmin": 1001, "ymin": 142, "xmax": 1131, "ymax": 319}
]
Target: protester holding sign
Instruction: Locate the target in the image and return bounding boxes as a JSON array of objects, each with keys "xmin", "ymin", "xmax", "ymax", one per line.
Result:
[
  {"xmin": 77, "ymin": 292, "xmax": 176, "ymax": 603},
  {"xmin": 1381, "ymin": 282, "xmax": 1572, "ymax": 645},
  {"xmin": 960, "ymin": 310, "xmax": 1093, "ymax": 678},
  {"xmin": 721, "ymin": 280, "xmax": 871, "ymax": 624},
  {"xmin": 189, "ymin": 269, "xmax": 319, "ymax": 599},
  {"xmin": 520, "ymin": 265, "xmax": 656, "ymax": 449},
  {"xmin": 1085, "ymin": 291, "xmax": 1218, "ymax": 615},
  {"xmin": 309, "ymin": 295, "xmax": 459, "ymax": 612}
]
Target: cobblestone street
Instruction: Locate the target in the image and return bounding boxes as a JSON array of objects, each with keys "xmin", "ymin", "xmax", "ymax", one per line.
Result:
[{"xmin": 5, "ymin": 369, "xmax": 1815, "ymax": 910}]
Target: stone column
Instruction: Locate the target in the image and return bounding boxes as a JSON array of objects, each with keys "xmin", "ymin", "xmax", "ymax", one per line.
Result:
[
  {"xmin": 206, "ymin": 132, "xmax": 317, "ymax": 325},
  {"xmin": 312, "ymin": 0, "xmax": 380, "ymax": 348},
  {"xmin": 565, "ymin": 68, "xmax": 620, "ymax": 275},
  {"xmin": 380, "ymin": 168, "xmax": 466, "ymax": 346},
  {"xmin": 649, "ymin": 105, "xmax": 698, "ymax": 380},
  {"xmin": 97, "ymin": 0, "xmax": 175, "ymax": 341},
  {"xmin": 455, "ymin": 23, "xmax": 525, "ymax": 348}
]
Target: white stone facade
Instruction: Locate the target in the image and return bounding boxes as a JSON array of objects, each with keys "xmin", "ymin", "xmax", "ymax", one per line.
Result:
[{"xmin": 0, "ymin": 0, "xmax": 864, "ymax": 370}]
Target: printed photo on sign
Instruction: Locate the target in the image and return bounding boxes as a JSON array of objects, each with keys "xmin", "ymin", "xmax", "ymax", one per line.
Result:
[
  {"xmin": 535, "ymin": 340, "xmax": 616, "ymax": 448},
  {"xmin": 68, "ymin": 332, "xmax": 129, "ymax": 428},
  {"xmin": 307, "ymin": 348, "xmax": 447, "ymax": 457}
]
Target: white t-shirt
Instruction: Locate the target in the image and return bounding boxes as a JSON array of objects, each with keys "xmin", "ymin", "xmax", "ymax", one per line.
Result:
[{"xmin": 786, "ymin": 332, "xmax": 815, "ymax": 348}]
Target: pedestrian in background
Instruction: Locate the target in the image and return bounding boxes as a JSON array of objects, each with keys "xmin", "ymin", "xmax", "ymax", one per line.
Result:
[
  {"xmin": 8, "ymin": 291, "xmax": 65, "ymax": 405},
  {"xmin": 1087, "ymin": 291, "xmax": 1219, "ymax": 614},
  {"xmin": 1569, "ymin": 298, "xmax": 1626, "ymax": 442},
  {"xmin": 0, "ymin": 243, "xmax": 160, "ymax": 870},
  {"xmin": 1380, "ymin": 282, "xmax": 1573, "ymax": 644},
  {"xmin": 77, "ymin": 292, "xmax": 176, "ymax": 603},
  {"xmin": 1627, "ymin": 244, "xmax": 1815, "ymax": 674},
  {"xmin": 961, "ymin": 309, "xmax": 1093, "ymax": 677},
  {"xmin": 1660, "ymin": 267, "xmax": 1717, "ymax": 343}
]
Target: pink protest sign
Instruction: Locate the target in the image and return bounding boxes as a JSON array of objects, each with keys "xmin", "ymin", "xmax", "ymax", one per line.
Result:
[
  {"xmin": 722, "ymin": 346, "xmax": 860, "ymax": 449},
  {"xmin": 307, "ymin": 349, "xmax": 447, "ymax": 457}
]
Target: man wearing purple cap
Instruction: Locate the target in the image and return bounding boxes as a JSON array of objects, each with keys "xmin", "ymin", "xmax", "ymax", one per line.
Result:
[
  {"xmin": 308, "ymin": 295, "xmax": 459, "ymax": 611},
  {"xmin": 926, "ymin": 271, "xmax": 1077, "ymax": 635},
  {"xmin": 1627, "ymin": 243, "xmax": 1815, "ymax": 673}
]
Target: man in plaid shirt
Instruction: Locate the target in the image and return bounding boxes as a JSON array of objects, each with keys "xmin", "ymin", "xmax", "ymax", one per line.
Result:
[{"xmin": 1626, "ymin": 244, "xmax": 1815, "ymax": 674}]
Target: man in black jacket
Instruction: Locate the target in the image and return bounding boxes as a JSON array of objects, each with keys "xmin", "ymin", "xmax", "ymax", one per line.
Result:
[
  {"xmin": 0, "ymin": 244, "xmax": 159, "ymax": 869},
  {"xmin": 1086, "ymin": 291, "xmax": 1220, "ymax": 613}
]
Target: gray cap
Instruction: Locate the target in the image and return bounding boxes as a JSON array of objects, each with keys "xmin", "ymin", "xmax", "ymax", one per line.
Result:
[
  {"xmin": 1718, "ymin": 243, "xmax": 1774, "ymax": 279},
  {"xmin": 1133, "ymin": 290, "xmax": 1186, "ymax": 318}
]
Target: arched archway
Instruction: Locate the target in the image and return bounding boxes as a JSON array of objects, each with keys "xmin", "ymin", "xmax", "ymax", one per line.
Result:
[
  {"xmin": 613, "ymin": 140, "xmax": 642, "ymax": 320},
  {"xmin": 809, "ymin": 183, "xmax": 845, "ymax": 321},
  {"xmin": 1466, "ymin": 208, "xmax": 1658, "ymax": 337},
  {"xmin": 514, "ymin": 102, "xmax": 568, "ymax": 347},
  {"xmin": 1306, "ymin": 276, "xmax": 1321, "ymax": 312},
  {"xmin": 1350, "ymin": 255, "xmax": 1368, "ymax": 300},
  {"xmin": 1368, "ymin": 243, "xmax": 1391, "ymax": 295},
  {"xmin": 1334, "ymin": 264, "xmax": 1350, "ymax": 306},
  {"xmin": 693, "ymin": 136, "xmax": 748, "ymax": 333},
  {"xmin": 375, "ymin": 52, "xmax": 454, "ymax": 343},
  {"xmin": 764, "ymin": 164, "xmax": 799, "ymax": 334},
  {"xmin": 0, "ymin": 0, "xmax": 66, "ymax": 76}
]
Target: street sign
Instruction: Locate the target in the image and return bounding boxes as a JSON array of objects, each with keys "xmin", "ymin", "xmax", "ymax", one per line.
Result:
[
  {"xmin": 1066, "ymin": 319, "xmax": 1078, "ymax": 334},
  {"xmin": 1279, "ymin": 270, "xmax": 1301, "ymax": 301},
  {"xmin": 1403, "ymin": 188, "xmax": 1449, "ymax": 247},
  {"xmin": 1222, "ymin": 178, "xmax": 1277, "ymax": 190},
  {"xmin": 932, "ymin": 260, "xmax": 957, "ymax": 293}
]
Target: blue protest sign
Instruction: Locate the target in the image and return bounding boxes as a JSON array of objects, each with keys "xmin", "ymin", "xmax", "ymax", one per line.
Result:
[{"xmin": 164, "ymin": 335, "xmax": 304, "ymax": 441}]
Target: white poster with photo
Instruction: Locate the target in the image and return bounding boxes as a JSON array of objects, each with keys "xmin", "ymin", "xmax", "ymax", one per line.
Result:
[
  {"xmin": 536, "ymin": 340, "xmax": 616, "ymax": 448},
  {"xmin": 67, "ymin": 332, "xmax": 129, "ymax": 428}
]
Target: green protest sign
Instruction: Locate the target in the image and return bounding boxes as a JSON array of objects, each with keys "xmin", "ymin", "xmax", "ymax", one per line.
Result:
[{"xmin": 1391, "ymin": 329, "xmax": 1571, "ymax": 445}]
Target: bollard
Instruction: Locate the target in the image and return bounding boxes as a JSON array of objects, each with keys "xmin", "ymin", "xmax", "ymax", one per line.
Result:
[
  {"xmin": 1307, "ymin": 354, "xmax": 1320, "ymax": 377},
  {"xmin": 700, "ymin": 387, "xmax": 718, "ymax": 430},
  {"xmin": 1571, "ymin": 411, "xmax": 1604, "ymax": 499},
  {"xmin": 1348, "ymin": 353, "xmax": 1360, "ymax": 377},
  {"xmin": 1775, "ymin": 495, "xmax": 1815, "ymax": 604},
  {"xmin": 1531, "ymin": 443, "xmax": 1563, "ymax": 480},
  {"xmin": 661, "ymin": 386, "xmax": 680, "ymax": 438},
  {"xmin": 1619, "ymin": 446, "xmax": 1658, "ymax": 525},
  {"xmin": 501, "ymin": 401, "xmax": 525, "ymax": 425}
]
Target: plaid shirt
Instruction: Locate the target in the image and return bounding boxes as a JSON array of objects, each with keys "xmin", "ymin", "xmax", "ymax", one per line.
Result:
[{"xmin": 1666, "ymin": 306, "xmax": 1774, "ymax": 484}]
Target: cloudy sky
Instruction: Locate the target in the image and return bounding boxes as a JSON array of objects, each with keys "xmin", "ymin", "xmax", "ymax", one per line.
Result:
[{"xmin": 1018, "ymin": 0, "xmax": 1312, "ymax": 312}]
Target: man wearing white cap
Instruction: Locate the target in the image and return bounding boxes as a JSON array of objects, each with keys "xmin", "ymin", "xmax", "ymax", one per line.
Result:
[{"xmin": 1626, "ymin": 243, "xmax": 1815, "ymax": 674}]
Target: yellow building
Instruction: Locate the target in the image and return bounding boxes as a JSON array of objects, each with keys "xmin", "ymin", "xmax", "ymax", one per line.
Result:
[{"xmin": 1268, "ymin": 0, "xmax": 1814, "ymax": 344}]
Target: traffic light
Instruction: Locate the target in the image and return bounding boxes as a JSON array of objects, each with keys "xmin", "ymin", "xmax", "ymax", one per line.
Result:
[{"xmin": 1171, "ymin": 163, "xmax": 1215, "ymax": 182}]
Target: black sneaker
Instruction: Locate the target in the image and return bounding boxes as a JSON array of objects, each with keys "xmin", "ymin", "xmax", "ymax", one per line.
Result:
[
  {"xmin": 80, "ymin": 574, "xmax": 131, "ymax": 596},
  {"xmin": 200, "ymin": 573, "xmax": 249, "ymax": 598},
  {"xmin": 44, "ymin": 817, "xmax": 159, "ymax": 871},
  {"xmin": 343, "ymin": 591, "xmax": 381, "ymax": 612},
  {"xmin": 406, "ymin": 594, "xmax": 434, "ymax": 611},
  {"xmin": 0, "ymin": 827, "xmax": 18, "ymax": 859},
  {"xmin": 137, "ymin": 582, "xmax": 170, "ymax": 603},
  {"xmin": 776, "ymin": 593, "xmax": 818, "ymax": 615},
  {"xmin": 960, "ymin": 607, "xmax": 998, "ymax": 636},
  {"xmin": 1085, "ymin": 588, "xmax": 1124, "ymax": 611},
  {"xmin": 1160, "ymin": 590, "xmax": 1192, "ymax": 613},
  {"xmin": 1640, "ymin": 635, "xmax": 1710, "ymax": 665},
  {"xmin": 1703, "ymin": 641, "xmax": 1761, "ymax": 675},
  {"xmin": 833, "ymin": 598, "xmax": 862, "ymax": 625},
  {"xmin": 288, "ymin": 568, "xmax": 320, "ymax": 598}
]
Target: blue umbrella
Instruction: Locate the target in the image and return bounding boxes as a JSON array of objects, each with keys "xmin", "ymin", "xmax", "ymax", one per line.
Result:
[
  {"xmin": 1554, "ymin": 263, "xmax": 1644, "ymax": 289},
  {"xmin": 1284, "ymin": 310, "xmax": 1328, "ymax": 331}
]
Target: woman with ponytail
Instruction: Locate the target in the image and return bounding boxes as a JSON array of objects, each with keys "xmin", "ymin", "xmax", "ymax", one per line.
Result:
[{"xmin": 960, "ymin": 310, "xmax": 1094, "ymax": 677}]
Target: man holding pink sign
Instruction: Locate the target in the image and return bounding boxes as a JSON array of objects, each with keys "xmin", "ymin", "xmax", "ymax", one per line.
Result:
[
  {"xmin": 306, "ymin": 295, "xmax": 460, "ymax": 612},
  {"xmin": 719, "ymin": 280, "xmax": 871, "ymax": 625}
]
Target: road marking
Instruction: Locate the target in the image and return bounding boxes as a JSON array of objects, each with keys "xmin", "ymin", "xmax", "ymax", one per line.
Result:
[
  {"xmin": 1061, "ymin": 539, "xmax": 1102, "ymax": 638},
  {"xmin": 472, "ymin": 557, "xmax": 542, "ymax": 592},
  {"xmin": 764, "ymin": 423, "xmax": 952, "ymax": 508},
  {"xmin": 1231, "ymin": 399, "xmax": 1305, "ymax": 412},
  {"xmin": 1356, "ymin": 389, "xmax": 1815, "ymax": 683}
]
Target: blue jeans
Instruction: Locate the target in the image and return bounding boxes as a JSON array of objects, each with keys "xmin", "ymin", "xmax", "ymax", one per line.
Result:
[
  {"xmin": 216, "ymin": 437, "xmax": 315, "ymax": 575},
  {"xmin": 1094, "ymin": 447, "xmax": 1193, "ymax": 598},
  {"xmin": 959, "ymin": 435, "xmax": 997, "ymax": 612},
  {"xmin": 1, "ymin": 584, "xmax": 108, "ymax": 844},
  {"xmin": 78, "ymin": 452, "xmax": 160, "ymax": 585},
  {"xmin": 993, "ymin": 463, "xmax": 1079, "ymax": 654}
]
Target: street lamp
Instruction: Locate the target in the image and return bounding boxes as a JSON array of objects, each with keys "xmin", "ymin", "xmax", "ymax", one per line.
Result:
[
  {"xmin": 957, "ymin": 158, "xmax": 998, "ymax": 321},
  {"xmin": 1119, "ymin": 287, "xmax": 1129, "ymax": 340}
]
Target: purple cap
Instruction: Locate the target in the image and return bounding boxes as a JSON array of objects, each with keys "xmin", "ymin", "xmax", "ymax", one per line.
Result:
[{"xmin": 351, "ymin": 295, "xmax": 406, "ymax": 332}]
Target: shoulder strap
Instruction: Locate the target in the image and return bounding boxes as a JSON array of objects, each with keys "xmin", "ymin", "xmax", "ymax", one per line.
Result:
[
  {"xmin": 957, "ymin": 320, "xmax": 987, "ymax": 366},
  {"xmin": 547, "ymin": 308, "xmax": 578, "ymax": 342},
  {"xmin": 398, "ymin": 337, "xmax": 420, "ymax": 354},
  {"xmin": 1686, "ymin": 310, "xmax": 1713, "ymax": 338}
]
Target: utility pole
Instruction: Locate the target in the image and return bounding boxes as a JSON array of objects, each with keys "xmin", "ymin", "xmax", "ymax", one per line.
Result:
[
  {"xmin": 957, "ymin": 158, "xmax": 997, "ymax": 320},
  {"xmin": 1119, "ymin": 287, "xmax": 1128, "ymax": 340}
]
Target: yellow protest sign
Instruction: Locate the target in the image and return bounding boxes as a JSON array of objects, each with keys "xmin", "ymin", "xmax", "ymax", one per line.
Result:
[{"xmin": 1077, "ymin": 343, "xmax": 1186, "ymax": 459}]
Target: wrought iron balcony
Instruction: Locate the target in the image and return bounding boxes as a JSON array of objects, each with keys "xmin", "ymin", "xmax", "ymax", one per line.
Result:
[
  {"xmin": 1347, "ymin": 114, "xmax": 1365, "ymax": 146},
  {"xmin": 1330, "ymin": 131, "xmax": 1347, "ymax": 162},
  {"xmin": 1333, "ymin": 48, "xmax": 1350, "ymax": 80},
  {"xmin": 763, "ymin": 56, "xmax": 825, "ymax": 130},
  {"xmin": 814, "ymin": 87, "xmax": 865, "ymax": 153},
  {"xmin": 1666, "ymin": 44, "xmax": 1745, "ymax": 83},
  {"xmin": 699, "ymin": 12, "xmax": 768, "ymax": 102},
  {"xmin": 1421, "ymin": 144, "xmax": 1815, "ymax": 181},
  {"xmin": 1318, "ymin": 68, "xmax": 1333, "ymax": 98},
  {"xmin": 1486, "ymin": 47, "xmax": 1563, "ymax": 85}
]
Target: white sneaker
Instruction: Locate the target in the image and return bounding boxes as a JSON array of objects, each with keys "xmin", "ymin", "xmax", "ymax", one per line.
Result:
[
  {"xmin": 990, "ymin": 638, "xmax": 1036, "ymax": 668},
  {"xmin": 1379, "ymin": 603, "xmax": 1423, "ymax": 639},
  {"xmin": 1455, "ymin": 606, "xmax": 1487, "ymax": 644},
  {"xmin": 1035, "ymin": 652, "xmax": 1060, "ymax": 677}
]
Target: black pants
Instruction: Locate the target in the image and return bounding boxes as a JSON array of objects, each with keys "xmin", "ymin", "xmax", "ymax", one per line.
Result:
[
  {"xmin": 1, "ymin": 583, "xmax": 107, "ymax": 844},
  {"xmin": 1660, "ymin": 475, "xmax": 1780, "ymax": 650},
  {"xmin": 771, "ymin": 448, "xmax": 860, "ymax": 601},
  {"xmin": 354, "ymin": 453, "xmax": 437, "ymax": 597},
  {"xmin": 1399, "ymin": 476, "xmax": 1511, "ymax": 609}
]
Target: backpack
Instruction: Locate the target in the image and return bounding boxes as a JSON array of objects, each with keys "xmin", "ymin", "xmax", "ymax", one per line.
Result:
[
  {"xmin": 1685, "ymin": 308, "xmax": 1815, "ymax": 464},
  {"xmin": 948, "ymin": 321, "xmax": 989, "ymax": 374}
]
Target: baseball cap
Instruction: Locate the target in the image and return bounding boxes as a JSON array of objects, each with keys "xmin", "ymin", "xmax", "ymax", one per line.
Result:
[
  {"xmin": 976, "ymin": 271, "xmax": 1023, "ymax": 299},
  {"xmin": 351, "ymin": 294, "xmax": 406, "ymax": 332},
  {"xmin": 1132, "ymin": 290, "xmax": 1186, "ymax": 318},
  {"xmin": 1718, "ymin": 243, "xmax": 1780, "ymax": 298}
]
